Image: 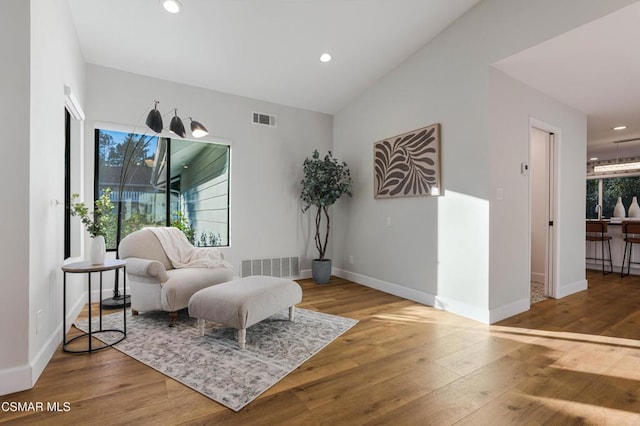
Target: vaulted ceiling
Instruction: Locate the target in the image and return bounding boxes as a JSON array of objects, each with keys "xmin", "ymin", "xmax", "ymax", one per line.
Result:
[
  {"xmin": 68, "ymin": 0, "xmax": 479, "ymax": 114},
  {"xmin": 68, "ymin": 1, "xmax": 640, "ymax": 159}
]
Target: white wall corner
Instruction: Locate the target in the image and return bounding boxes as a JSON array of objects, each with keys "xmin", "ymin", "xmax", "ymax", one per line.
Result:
[
  {"xmin": 332, "ymin": 268, "xmax": 436, "ymax": 306},
  {"xmin": 489, "ymin": 297, "xmax": 530, "ymax": 324},
  {"xmin": 556, "ymin": 279, "xmax": 588, "ymax": 299},
  {"xmin": 433, "ymin": 295, "xmax": 490, "ymax": 324}
]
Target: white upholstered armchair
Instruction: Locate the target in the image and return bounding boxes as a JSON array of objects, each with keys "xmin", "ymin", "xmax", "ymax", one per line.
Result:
[{"xmin": 118, "ymin": 227, "xmax": 233, "ymax": 325}]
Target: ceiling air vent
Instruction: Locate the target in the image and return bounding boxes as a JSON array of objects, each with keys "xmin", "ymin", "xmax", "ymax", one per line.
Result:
[{"xmin": 252, "ymin": 112, "xmax": 277, "ymax": 127}]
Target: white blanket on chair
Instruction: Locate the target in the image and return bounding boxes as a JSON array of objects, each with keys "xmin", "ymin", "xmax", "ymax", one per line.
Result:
[{"xmin": 146, "ymin": 227, "xmax": 232, "ymax": 270}]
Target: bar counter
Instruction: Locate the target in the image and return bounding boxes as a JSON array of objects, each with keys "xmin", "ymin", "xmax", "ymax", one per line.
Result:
[{"xmin": 586, "ymin": 218, "xmax": 640, "ymax": 275}]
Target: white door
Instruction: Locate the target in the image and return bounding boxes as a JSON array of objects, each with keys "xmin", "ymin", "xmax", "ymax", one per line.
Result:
[{"xmin": 530, "ymin": 125, "xmax": 556, "ymax": 299}]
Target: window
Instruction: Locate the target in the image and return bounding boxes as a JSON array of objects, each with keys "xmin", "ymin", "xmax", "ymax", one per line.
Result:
[
  {"xmin": 586, "ymin": 178, "xmax": 599, "ymax": 219},
  {"xmin": 95, "ymin": 129, "xmax": 230, "ymax": 250},
  {"xmin": 586, "ymin": 175, "xmax": 640, "ymax": 218}
]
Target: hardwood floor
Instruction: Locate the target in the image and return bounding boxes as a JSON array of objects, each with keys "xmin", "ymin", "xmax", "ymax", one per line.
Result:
[{"xmin": 3, "ymin": 271, "xmax": 640, "ymax": 425}]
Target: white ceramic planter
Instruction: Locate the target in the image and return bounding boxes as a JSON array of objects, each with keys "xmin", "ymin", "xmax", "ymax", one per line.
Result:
[
  {"xmin": 90, "ymin": 235, "xmax": 106, "ymax": 265},
  {"xmin": 629, "ymin": 196, "xmax": 640, "ymax": 218},
  {"xmin": 613, "ymin": 197, "xmax": 626, "ymax": 218}
]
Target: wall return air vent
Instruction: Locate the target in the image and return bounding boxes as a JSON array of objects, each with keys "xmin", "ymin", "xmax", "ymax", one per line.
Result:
[
  {"xmin": 252, "ymin": 112, "xmax": 277, "ymax": 127},
  {"xmin": 241, "ymin": 257, "xmax": 299, "ymax": 278}
]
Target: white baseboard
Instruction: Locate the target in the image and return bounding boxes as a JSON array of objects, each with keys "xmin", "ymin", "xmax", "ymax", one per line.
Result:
[
  {"xmin": 586, "ymin": 261, "xmax": 640, "ymax": 275},
  {"xmin": 333, "ymin": 268, "xmax": 435, "ymax": 306},
  {"xmin": 530, "ymin": 272, "xmax": 545, "ymax": 284},
  {"xmin": 437, "ymin": 295, "xmax": 530, "ymax": 324},
  {"xmin": 311, "ymin": 268, "xmax": 592, "ymax": 325},
  {"xmin": 335, "ymin": 268, "xmax": 513, "ymax": 324},
  {"xmin": 0, "ymin": 290, "xmax": 86, "ymax": 396},
  {"xmin": 0, "ymin": 364, "xmax": 31, "ymax": 396},
  {"xmin": 31, "ymin": 289, "xmax": 87, "ymax": 389},
  {"xmin": 489, "ymin": 297, "xmax": 530, "ymax": 324},
  {"xmin": 31, "ymin": 327, "xmax": 62, "ymax": 387},
  {"xmin": 333, "ymin": 268, "xmax": 529, "ymax": 325},
  {"xmin": 557, "ymin": 279, "xmax": 588, "ymax": 298},
  {"xmin": 89, "ymin": 286, "xmax": 131, "ymax": 303},
  {"xmin": 432, "ymin": 295, "xmax": 491, "ymax": 323},
  {"xmin": 298, "ymin": 269, "xmax": 312, "ymax": 280}
]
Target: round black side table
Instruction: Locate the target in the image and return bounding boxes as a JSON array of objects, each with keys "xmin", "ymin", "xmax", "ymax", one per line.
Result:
[{"xmin": 62, "ymin": 260, "xmax": 127, "ymax": 353}]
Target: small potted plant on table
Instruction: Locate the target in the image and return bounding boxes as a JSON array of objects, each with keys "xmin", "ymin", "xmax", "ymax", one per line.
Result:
[{"xmin": 69, "ymin": 189, "xmax": 114, "ymax": 264}]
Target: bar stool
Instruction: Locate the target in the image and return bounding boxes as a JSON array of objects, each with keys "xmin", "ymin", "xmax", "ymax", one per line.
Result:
[
  {"xmin": 586, "ymin": 221, "xmax": 613, "ymax": 275},
  {"xmin": 621, "ymin": 221, "xmax": 640, "ymax": 277}
]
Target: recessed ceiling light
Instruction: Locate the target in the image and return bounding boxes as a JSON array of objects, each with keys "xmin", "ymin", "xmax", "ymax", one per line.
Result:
[
  {"xmin": 319, "ymin": 53, "xmax": 332, "ymax": 63},
  {"xmin": 161, "ymin": 0, "xmax": 182, "ymax": 14},
  {"xmin": 590, "ymin": 157, "xmax": 599, "ymax": 161},
  {"xmin": 613, "ymin": 125, "xmax": 627, "ymax": 131}
]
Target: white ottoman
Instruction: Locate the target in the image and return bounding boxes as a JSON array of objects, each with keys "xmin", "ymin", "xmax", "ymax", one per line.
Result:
[{"xmin": 188, "ymin": 276, "xmax": 303, "ymax": 349}]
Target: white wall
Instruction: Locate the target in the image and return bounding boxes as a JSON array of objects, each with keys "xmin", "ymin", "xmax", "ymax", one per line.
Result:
[
  {"xmin": 0, "ymin": 0, "xmax": 31, "ymax": 393},
  {"xmin": 0, "ymin": 0, "xmax": 87, "ymax": 395},
  {"xmin": 488, "ymin": 69, "xmax": 587, "ymax": 316},
  {"xmin": 332, "ymin": 0, "xmax": 633, "ymax": 323},
  {"xmin": 530, "ymin": 127, "xmax": 549, "ymax": 284},
  {"xmin": 29, "ymin": 0, "xmax": 87, "ymax": 386},
  {"xmin": 84, "ymin": 65, "xmax": 333, "ymax": 277}
]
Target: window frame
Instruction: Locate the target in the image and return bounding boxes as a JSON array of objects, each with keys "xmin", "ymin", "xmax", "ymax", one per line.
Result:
[
  {"xmin": 94, "ymin": 127, "xmax": 231, "ymax": 251},
  {"xmin": 64, "ymin": 109, "xmax": 71, "ymax": 259},
  {"xmin": 586, "ymin": 174, "xmax": 640, "ymax": 219}
]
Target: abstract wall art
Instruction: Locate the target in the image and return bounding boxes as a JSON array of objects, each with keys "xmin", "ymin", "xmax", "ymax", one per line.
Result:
[{"xmin": 373, "ymin": 123, "xmax": 441, "ymax": 198}]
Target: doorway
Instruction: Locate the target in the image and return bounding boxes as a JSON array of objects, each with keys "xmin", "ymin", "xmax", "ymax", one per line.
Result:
[{"xmin": 530, "ymin": 122, "xmax": 557, "ymax": 302}]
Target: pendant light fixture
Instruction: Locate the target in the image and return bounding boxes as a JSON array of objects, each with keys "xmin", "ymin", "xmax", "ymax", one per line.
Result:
[
  {"xmin": 145, "ymin": 101, "xmax": 163, "ymax": 134},
  {"xmin": 144, "ymin": 101, "xmax": 209, "ymax": 138},
  {"xmin": 189, "ymin": 117, "xmax": 209, "ymax": 138},
  {"xmin": 592, "ymin": 138, "xmax": 640, "ymax": 173},
  {"xmin": 169, "ymin": 109, "xmax": 186, "ymax": 138}
]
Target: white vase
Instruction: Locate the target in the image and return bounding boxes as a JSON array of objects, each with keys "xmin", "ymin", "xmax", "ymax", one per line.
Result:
[
  {"xmin": 630, "ymin": 196, "xmax": 640, "ymax": 218},
  {"xmin": 90, "ymin": 235, "xmax": 106, "ymax": 265},
  {"xmin": 613, "ymin": 197, "xmax": 626, "ymax": 218}
]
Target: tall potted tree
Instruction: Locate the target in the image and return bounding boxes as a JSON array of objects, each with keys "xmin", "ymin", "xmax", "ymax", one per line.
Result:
[{"xmin": 300, "ymin": 150, "xmax": 352, "ymax": 283}]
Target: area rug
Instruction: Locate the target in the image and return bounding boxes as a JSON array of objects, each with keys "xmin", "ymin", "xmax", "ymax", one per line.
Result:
[{"xmin": 74, "ymin": 308, "xmax": 357, "ymax": 411}]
